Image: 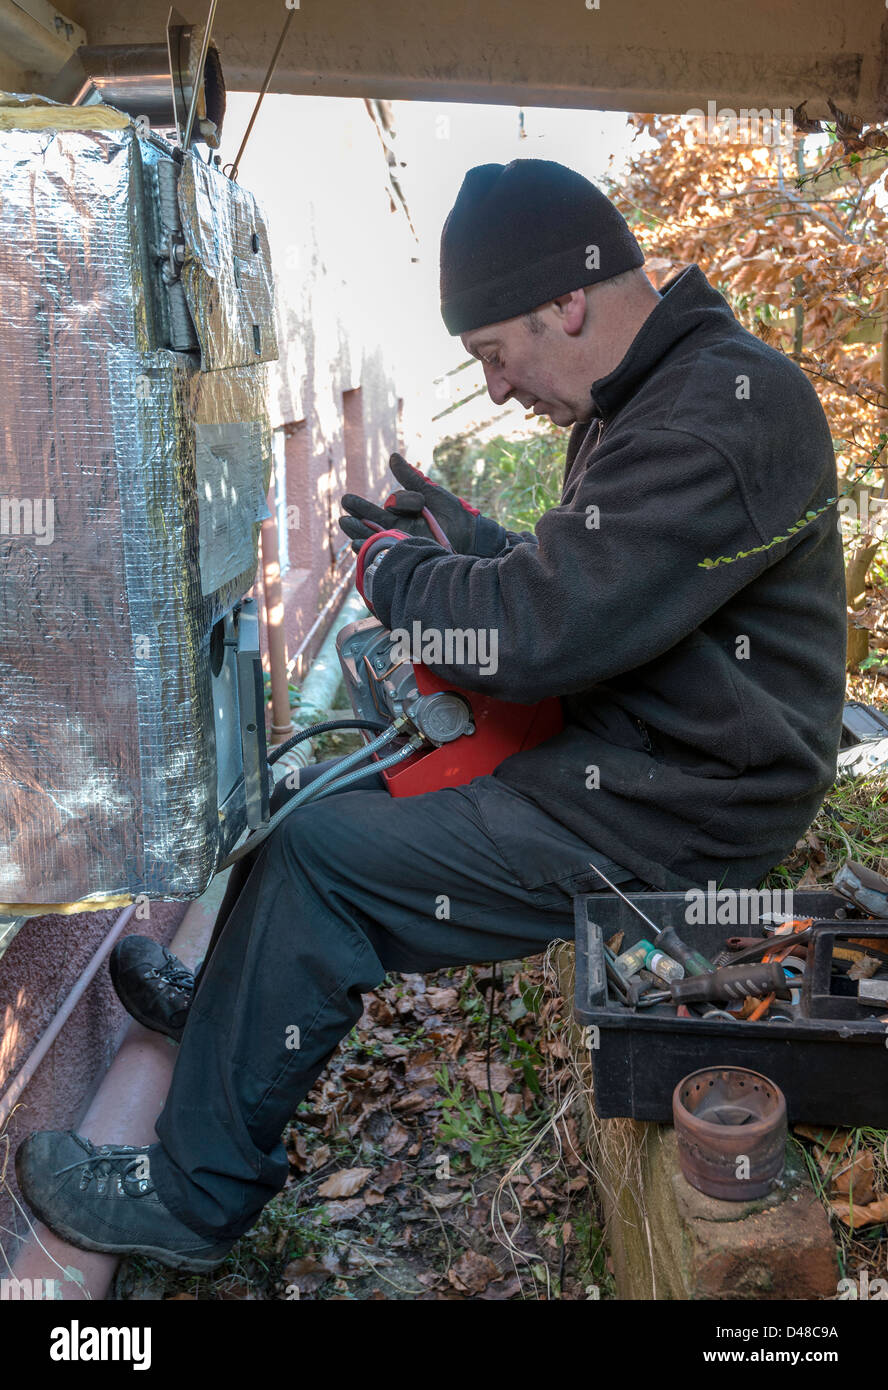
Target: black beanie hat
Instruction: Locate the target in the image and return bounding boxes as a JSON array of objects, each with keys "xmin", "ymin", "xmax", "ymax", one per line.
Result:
[{"xmin": 439, "ymin": 159, "xmax": 645, "ymax": 336}]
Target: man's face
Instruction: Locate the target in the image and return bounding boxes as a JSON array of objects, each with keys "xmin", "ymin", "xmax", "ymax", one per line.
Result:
[
  {"xmin": 460, "ymin": 309, "xmax": 592, "ymax": 428},
  {"xmin": 459, "ymin": 278, "xmax": 659, "ymax": 427}
]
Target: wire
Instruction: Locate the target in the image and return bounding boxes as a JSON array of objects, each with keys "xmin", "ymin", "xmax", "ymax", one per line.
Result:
[
  {"xmin": 419, "ymin": 508, "xmax": 454, "ymax": 551},
  {"xmin": 267, "ymin": 718, "xmax": 389, "ymax": 767},
  {"xmin": 228, "ymin": 7, "xmax": 297, "ymax": 180}
]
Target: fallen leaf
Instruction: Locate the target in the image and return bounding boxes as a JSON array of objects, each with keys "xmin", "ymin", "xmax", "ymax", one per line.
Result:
[
  {"xmin": 478, "ymin": 1275, "xmax": 522, "ymax": 1301},
  {"xmin": 381, "ymin": 1121, "xmax": 410, "ymax": 1155},
  {"xmin": 317, "ymin": 1167, "xmax": 373, "ymax": 1199},
  {"xmin": 404, "ymin": 1062, "xmax": 438, "ymax": 1086},
  {"xmin": 282, "ymin": 1257, "xmax": 331, "ymax": 1293},
  {"xmin": 321, "ymin": 1197, "xmax": 366, "ymax": 1222},
  {"xmin": 427, "ymin": 987, "xmax": 458, "ymax": 1010},
  {"xmin": 447, "ymin": 1250, "xmax": 502, "ymax": 1294},
  {"xmin": 367, "ymin": 998, "xmax": 394, "ymax": 1026},
  {"xmin": 794, "ymin": 1124, "xmax": 852, "ymax": 1154},
  {"xmin": 285, "ymin": 1131, "xmax": 310, "ymax": 1171},
  {"xmin": 830, "ymin": 1195, "xmax": 888, "ymax": 1229},
  {"xmin": 374, "ymin": 1160, "xmax": 404, "ymax": 1191},
  {"xmin": 425, "ymin": 1190, "xmax": 463, "ymax": 1210},
  {"xmin": 364, "ymin": 1160, "xmax": 405, "ymax": 1205},
  {"xmin": 392, "ymin": 1090, "xmax": 431, "ymax": 1114},
  {"xmin": 822, "ymin": 1148, "xmax": 876, "ymax": 1204},
  {"xmin": 320, "ymin": 1249, "xmax": 345, "ymax": 1275},
  {"xmin": 463, "ymin": 1061, "xmax": 513, "ymax": 1093},
  {"xmin": 796, "ymin": 864, "xmax": 822, "ymax": 888},
  {"xmin": 341, "ymin": 1063, "xmax": 374, "ymax": 1081}
]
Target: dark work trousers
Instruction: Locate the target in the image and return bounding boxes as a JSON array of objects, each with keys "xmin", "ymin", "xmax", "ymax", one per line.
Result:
[{"xmin": 150, "ymin": 759, "xmax": 647, "ymax": 1242}]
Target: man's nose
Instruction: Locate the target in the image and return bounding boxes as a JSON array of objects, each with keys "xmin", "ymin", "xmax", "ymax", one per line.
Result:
[{"xmin": 482, "ymin": 360, "xmax": 513, "ymax": 406}]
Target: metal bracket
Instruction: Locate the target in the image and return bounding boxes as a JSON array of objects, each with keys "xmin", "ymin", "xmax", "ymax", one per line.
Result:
[{"xmin": 232, "ymin": 597, "xmax": 270, "ymax": 829}]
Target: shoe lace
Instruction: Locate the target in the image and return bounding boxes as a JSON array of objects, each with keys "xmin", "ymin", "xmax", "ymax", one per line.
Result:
[
  {"xmin": 150, "ymin": 950, "xmax": 194, "ymax": 995},
  {"xmin": 56, "ymin": 1141, "xmax": 155, "ymax": 1196}
]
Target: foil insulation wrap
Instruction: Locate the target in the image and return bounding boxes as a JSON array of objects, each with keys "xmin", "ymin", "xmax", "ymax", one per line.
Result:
[{"xmin": 0, "ymin": 118, "xmax": 277, "ymax": 907}]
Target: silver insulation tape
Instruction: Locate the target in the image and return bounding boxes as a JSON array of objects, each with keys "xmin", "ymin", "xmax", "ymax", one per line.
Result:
[
  {"xmin": 0, "ymin": 120, "xmax": 275, "ymax": 906},
  {"xmin": 178, "ymin": 155, "xmax": 278, "ymax": 371}
]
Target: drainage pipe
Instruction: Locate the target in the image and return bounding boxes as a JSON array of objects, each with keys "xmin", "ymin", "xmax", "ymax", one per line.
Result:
[
  {"xmin": 8, "ymin": 881, "xmax": 224, "ymax": 1301},
  {"xmin": 0, "ymin": 905, "xmax": 136, "ymax": 1133}
]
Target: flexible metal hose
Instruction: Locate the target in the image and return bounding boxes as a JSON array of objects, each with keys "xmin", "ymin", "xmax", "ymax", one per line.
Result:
[
  {"xmin": 219, "ymin": 722, "xmax": 405, "ymax": 868},
  {"xmin": 299, "ymin": 742, "xmax": 419, "ymax": 802}
]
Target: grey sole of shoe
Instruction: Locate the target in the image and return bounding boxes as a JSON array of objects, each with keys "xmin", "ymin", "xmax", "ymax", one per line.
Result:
[
  {"xmin": 108, "ymin": 953, "xmax": 185, "ymax": 1044},
  {"xmin": 18, "ymin": 1185, "xmax": 229, "ymax": 1273}
]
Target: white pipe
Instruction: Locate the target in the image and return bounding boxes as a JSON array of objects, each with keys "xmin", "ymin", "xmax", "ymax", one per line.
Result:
[
  {"xmin": 272, "ymin": 586, "xmax": 369, "ymax": 782},
  {"xmin": 295, "ymin": 586, "xmax": 368, "ymax": 725}
]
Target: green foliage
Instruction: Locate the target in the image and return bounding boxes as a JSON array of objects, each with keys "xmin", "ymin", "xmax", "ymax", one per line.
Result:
[
  {"xmin": 434, "ymin": 1065, "xmax": 540, "ymax": 1170},
  {"xmin": 433, "ymin": 425, "xmax": 566, "ymax": 534},
  {"xmin": 570, "ymin": 1206, "xmax": 615, "ymax": 1300}
]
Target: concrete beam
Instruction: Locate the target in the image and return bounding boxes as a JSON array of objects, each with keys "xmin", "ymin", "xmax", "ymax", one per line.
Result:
[
  {"xmin": 0, "ymin": 0, "xmax": 84, "ymax": 87},
  {"xmin": 52, "ymin": 0, "xmax": 888, "ymax": 122}
]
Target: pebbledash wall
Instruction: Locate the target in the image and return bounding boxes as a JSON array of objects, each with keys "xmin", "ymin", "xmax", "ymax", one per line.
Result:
[{"xmin": 0, "ymin": 94, "xmax": 426, "ymax": 1251}]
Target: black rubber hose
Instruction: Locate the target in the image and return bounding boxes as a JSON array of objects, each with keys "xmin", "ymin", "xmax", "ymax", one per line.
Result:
[{"xmin": 267, "ymin": 717, "xmax": 389, "ymax": 767}]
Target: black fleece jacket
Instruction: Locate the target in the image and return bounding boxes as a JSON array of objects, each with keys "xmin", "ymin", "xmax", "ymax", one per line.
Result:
[{"xmin": 370, "ymin": 266, "xmax": 847, "ymax": 890}]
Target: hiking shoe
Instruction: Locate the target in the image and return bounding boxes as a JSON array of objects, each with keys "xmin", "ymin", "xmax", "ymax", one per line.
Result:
[
  {"xmin": 109, "ymin": 935, "xmax": 194, "ymax": 1042},
  {"xmin": 15, "ymin": 1131, "xmax": 232, "ymax": 1272}
]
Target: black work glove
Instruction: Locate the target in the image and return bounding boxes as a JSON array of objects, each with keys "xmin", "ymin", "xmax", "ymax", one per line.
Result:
[{"xmin": 340, "ymin": 453, "xmax": 490, "ymax": 556}]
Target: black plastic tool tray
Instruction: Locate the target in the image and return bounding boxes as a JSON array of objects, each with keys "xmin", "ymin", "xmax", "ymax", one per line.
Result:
[{"xmin": 573, "ymin": 890, "xmax": 888, "ymax": 1125}]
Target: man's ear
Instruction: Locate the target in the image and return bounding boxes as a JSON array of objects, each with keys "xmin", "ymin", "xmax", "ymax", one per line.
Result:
[{"xmin": 551, "ymin": 289, "xmax": 587, "ymax": 337}]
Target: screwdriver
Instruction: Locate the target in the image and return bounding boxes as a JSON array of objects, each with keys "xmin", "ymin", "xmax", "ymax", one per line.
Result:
[
  {"xmin": 639, "ymin": 961, "xmax": 790, "ymax": 1007},
  {"xmin": 586, "ymin": 863, "xmax": 714, "ymax": 975}
]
